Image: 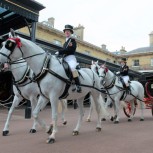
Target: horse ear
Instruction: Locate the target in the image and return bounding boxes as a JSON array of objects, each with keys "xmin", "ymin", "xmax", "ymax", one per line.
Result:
[
  {"xmin": 96, "ymin": 60, "xmax": 99, "ymax": 64},
  {"xmin": 10, "ymin": 28, "xmax": 16, "ymax": 37},
  {"xmin": 92, "ymin": 60, "xmax": 94, "ymax": 64}
]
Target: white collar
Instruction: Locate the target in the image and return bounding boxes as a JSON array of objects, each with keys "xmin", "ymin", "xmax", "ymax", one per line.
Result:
[{"xmin": 66, "ymin": 37, "xmax": 70, "ymax": 42}]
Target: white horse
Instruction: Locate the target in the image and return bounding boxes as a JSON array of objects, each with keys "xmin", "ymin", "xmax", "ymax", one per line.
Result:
[
  {"xmin": 86, "ymin": 61, "xmax": 113, "ymax": 122},
  {"xmin": 98, "ymin": 64, "xmax": 145, "ymax": 123},
  {"xmin": 0, "ymin": 30, "xmax": 110, "ymax": 143},
  {"xmin": 2, "ymin": 58, "xmax": 67, "ymax": 136}
]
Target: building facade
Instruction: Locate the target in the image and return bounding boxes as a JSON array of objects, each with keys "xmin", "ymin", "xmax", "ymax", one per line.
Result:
[
  {"xmin": 19, "ymin": 17, "xmax": 153, "ymax": 73},
  {"xmin": 19, "ymin": 18, "xmax": 118, "ymax": 64},
  {"xmin": 123, "ymin": 32, "xmax": 153, "ymax": 73}
]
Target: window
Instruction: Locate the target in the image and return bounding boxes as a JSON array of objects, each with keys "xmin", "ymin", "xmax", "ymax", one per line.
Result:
[
  {"xmin": 53, "ymin": 40, "xmax": 62, "ymax": 46},
  {"xmin": 106, "ymin": 58, "xmax": 110, "ymax": 62},
  {"xmin": 132, "ymin": 59, "xmax": 139, "ymax": 66},
  {"xmin": 84, "ymin": 50, "xmax": 90, "ymax": 55},
  {"xmin": 151, "ymin": 59, "xmax": 153, "ymax": 66}
]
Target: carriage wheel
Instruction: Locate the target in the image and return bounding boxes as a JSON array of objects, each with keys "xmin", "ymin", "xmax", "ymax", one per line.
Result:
[{"xmin": 123, "ymin": 102, "xmax": 136, "ymax": 118}]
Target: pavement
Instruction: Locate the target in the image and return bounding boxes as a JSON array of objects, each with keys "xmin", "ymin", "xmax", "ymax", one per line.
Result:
[{"xmin": 0, "ymin": 106, "xmax": 153, "ymax": 153}]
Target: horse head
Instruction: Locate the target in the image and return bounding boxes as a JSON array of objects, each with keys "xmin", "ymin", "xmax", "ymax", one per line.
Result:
[
  {"xmin": 0, "ymin": 29, "xmax": 22, "ymax": 63},
  {"xmin": 98, "ymin": 63, "xmax": 109, "ymax": 85},
  {"xmin": 91, "ymin": 60, "xmax": 100, "ymax": 75}
]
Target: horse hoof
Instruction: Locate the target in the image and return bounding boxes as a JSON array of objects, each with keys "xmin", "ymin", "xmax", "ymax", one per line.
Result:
[
  {"xmin": 29, "ymin": 129, "xmax": 37, "ymax": 133},
  {"xmin": 140, "ymin": 118, "xmax": 144, "ymax": 121},
  {"xmin": 47, "ymin": 125, "xmax": 53, "ymax": 135},
  {"xmin": 110, "ymin": 116, "xmax": 114, "ymax": 121},
  {"xmin": 96, "ymin": 127, "xmax": 101, "ymax": 132},
  {"xmin": 46, "ymin": 138, "xmax": 55, "ymax": 144},
  {"xmin": 72, "ymin": 131, "xmax": 79, "ymax": 136},
  {"xmin": 114, "ymin": 121, "xmax": 119, "ymax": 124},
  {"xmin": 86, "ymin": 119, "xmax": 91, "ymax": 122},
  {"xmin": 101, "ymin": 118, "xmax": 106, "ymax": 121},
  {"xmin": 2, "ymin": 130, "xmax": 9, "ymax": 136},
  {"xmin": 128, "ymin": 119, "xmax": 132, "ymax": 122},
  {"xmin": 63, "ymin": 121, "xmax": 67, "ymax": 125}
]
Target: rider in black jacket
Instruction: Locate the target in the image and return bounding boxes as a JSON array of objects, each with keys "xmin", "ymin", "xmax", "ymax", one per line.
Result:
[
  {"xmin": 55, "ymin": 25, "xmax": 81, "ymax": 93},
  {"xmin": 116, "ymin": 58, "xmax": 130, "ymax": 92}
]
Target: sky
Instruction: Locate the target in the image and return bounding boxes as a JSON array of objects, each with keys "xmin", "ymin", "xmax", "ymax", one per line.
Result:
[{"xmin": 36, "ymin": 0, "xmax": 153, "ymax": 52}]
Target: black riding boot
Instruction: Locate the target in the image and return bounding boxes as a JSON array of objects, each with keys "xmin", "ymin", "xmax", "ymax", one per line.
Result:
[
  {"xmin": 74, "ymin": 77, "xmax": 82, "ymax": 93},
  {"xmin": 126, "ymin": 86, "xmax": 131, "ymax": 94}
]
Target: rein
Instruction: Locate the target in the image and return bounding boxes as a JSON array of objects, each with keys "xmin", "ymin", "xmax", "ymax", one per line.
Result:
[{"xmin": 10, "ymin": 52, "xmax": 45, "ymax": 64}]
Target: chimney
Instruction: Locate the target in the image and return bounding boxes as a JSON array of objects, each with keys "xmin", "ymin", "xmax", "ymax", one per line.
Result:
[
  {"xmin": 73, "ymin": 24, "xmax": 84, "ymax": 40},
  {"xmin": 149, "ymin": 31, "xmax": 153, "ymax": 47},
  {"xmin": 120, "ymin": 46, "xmax": 127, "ymax": 54},
  {"xmin": 48, "ymin": 17, "xmax": 55, "ymax": 28},
  {"xmin": 101, "ymin": 44, "xmax": 107, "ymax": 50}
]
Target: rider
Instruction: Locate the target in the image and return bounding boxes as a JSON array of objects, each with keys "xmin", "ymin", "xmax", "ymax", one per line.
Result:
[
  {"xmin": 116, "ymin": 58, "xmax": 130, "ymax": 92},
  {"xmin": 55, "ymin": 24, "xmax": 81, "ymax": 93}
]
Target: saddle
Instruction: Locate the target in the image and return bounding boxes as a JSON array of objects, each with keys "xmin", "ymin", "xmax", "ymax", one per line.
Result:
[
  {"xmin": 59, "ymin": 59, "xmax": 81, "ymax": 99},
  {"xmin": 62, "ymin": 59, "xmax": 80, "ymax": 81}
]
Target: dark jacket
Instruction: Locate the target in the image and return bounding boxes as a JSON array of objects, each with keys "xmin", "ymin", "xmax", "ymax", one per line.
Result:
[
  {"xmin": 59, "ymin": 38, "xmax": 77, "ymax": 56},
  {"xmin": 119, "ymin": 65, "xmax": 129, "ymax": 76}
]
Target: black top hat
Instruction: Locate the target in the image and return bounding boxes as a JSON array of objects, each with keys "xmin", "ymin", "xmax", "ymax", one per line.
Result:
[
  {"xmin": 120, "ymin": 58, "xmax": 127, "ymax": 62},
  {"xmin": 63, "ymin": 25, "xmax": 74, "ymax": 34}
]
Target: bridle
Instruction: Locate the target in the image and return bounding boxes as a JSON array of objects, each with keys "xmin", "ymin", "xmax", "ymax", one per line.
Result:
[
  {"xmin": 0, "ymin": 37, "xmax": 45, "ymax": 64},
  {"xmin": 98, "ymin": 65, "xmax": 108, "ymax": 85},
  {"xmin": 0, "ymin": 38, "xmax": 23, "ymax": 62}
]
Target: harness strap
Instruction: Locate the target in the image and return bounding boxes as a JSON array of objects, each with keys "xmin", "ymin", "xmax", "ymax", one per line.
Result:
[
  {"xmin": 32, "ymin": 54, "xmax": 50, "ymax": 82},
  {"xmin": 14, "ymin": 66, "xmax": 30, "ymax": 85},
  {"xmin": 105, "ymin": 75, "xmax": 116, "ymax": 89},
  {"xmin": 13, "ymin": 77, "xmax": 26, "ymax": 100},
  {"xmin": 36, "ymin": 81, "xmax": 49, "ymax": 100}
]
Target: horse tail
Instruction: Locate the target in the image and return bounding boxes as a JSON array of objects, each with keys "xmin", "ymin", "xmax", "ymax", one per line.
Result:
[{"xmin": 136, "ymin": 83, "xmax": 145, "ymax": 110}]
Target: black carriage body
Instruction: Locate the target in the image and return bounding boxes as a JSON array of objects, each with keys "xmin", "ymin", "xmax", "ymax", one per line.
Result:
[{"xmin": 0, "ymin": 71, "xmax": 13, "ymax": 103}]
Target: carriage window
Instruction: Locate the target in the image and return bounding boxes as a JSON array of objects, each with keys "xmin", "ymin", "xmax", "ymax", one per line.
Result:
[
  {"xmin": 151, "ymin": 59, "xmax": 153, "ymax": 66},
  {"xmin": 132, "ymin": 60, "xmax": 139, "ymax": 67}
]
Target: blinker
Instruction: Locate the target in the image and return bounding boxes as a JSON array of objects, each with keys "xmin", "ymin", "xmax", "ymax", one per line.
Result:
[{"xmin": 5, "ymin": 40, "xmax": 16, "ymax": 51}]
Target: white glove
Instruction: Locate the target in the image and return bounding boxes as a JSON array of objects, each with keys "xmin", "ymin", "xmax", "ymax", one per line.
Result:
[
  {"xmin": 2, "ymin": 63, "xmax": 9, "ymax": 70},
  {"xmin": 55, "ymin": 51, "xmax": 59, "ymax": 55},
  {"xmin": 116, "ymin": 71, "xmax": 120, "ymax": 75}
]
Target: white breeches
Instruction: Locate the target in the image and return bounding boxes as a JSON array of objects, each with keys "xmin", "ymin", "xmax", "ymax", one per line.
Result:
[
  {"xmin": 64, "ymin": 55, "xmax": 78, "ymax": 71},
  {"xmin": 121, "ymin": 76, "xmax": 130, "ymax": 85}
]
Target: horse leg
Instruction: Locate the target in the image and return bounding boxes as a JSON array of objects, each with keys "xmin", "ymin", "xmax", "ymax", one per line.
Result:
[
  {"xmin": 114, "ymin": 100, "xmax": 120, "ymax": 124},
  {"xmin": 32, "ymin": 96, "xmax": 51, "ymax": 133},
  {"xmin": 29, "ymin": 97, "xmax": 40, "ymax": 133},
  {"xmin": 73, "ymin": 98, "xmax": 84, "ymax": 135},
  {"xmin": 86, "ymin": 98, "xmax": 93, "ymax": 122},
  {"xmin": 91, "ymin": 93, "xmax": 103, "ymax": 131},
  {"xmin": 46, "ymin": 94, "xmax": 59, "ymax": 144},
  {"xmin": 101, "ymin": 96, "xmax": 111, "ymax": 121},
  {"xmin": 128, "ymin": 100, "xmax": 135, "ymax": 122},
  {"xmin": 60, "ymin": 99, "xmax": 67, "ymax": 125},
  {"xmin": 139, "ymin": 100, "xmax": 145, "ymax": 121},
  {"xmin": 3, "ymin": 95, "xmax": 22, "ymax": 136}
]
